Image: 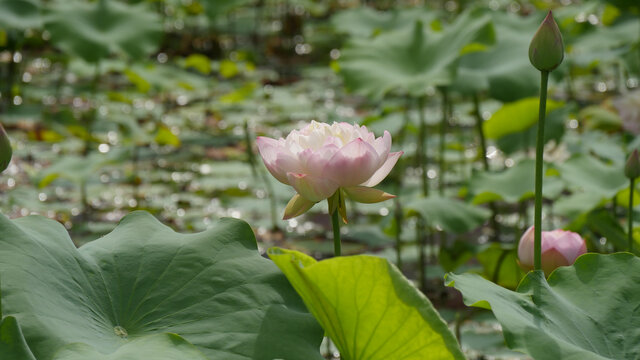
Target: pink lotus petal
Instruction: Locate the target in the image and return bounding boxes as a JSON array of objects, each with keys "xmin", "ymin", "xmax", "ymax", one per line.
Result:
[
  {"xmin": 324, "ymin": 138, "xmax": 381, "ymax": 187},
  {"xmin": 286, "ymin": 172, "xmax": 339, "ymax": 202},
  {"xmin": 360, "ymin": 151, "xmax": 403, "ymax": 187},
  {"xmin": 256, "ymin": 136, "xmax": 303, "ymax": 184},
  {"xmin": 256, "ymin": 137, "xmax": 289, "ymax": 184},
  {"xmin": 298, "ymin": 145, "xmax": 339, "ymax": 177},
  {"xmin": 372, "ymin": 131, "xmax": 392, "ymax": 163}
]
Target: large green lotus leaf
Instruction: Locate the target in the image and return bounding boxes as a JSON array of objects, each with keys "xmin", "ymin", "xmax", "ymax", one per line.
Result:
[
  {"xmin": 557, "ymin": 154, "xmax": 627, "ymax": 198},
  {"xmin": 339, "ymin": 7, "xmax": 494, "ymax": 99},
  {"xmin": 453, "ymin": 11, "xmax": 541, "ymax": 101},
  {"xmin": 495, "ymin": 103, "xmax": 572, "ymax": 155},
  {"xmin": 44, "ymin": 0, "xmax": 161, "ymax": 63},
  {"xmin": 405, "ymin": 195, "xmax": 491, "ymax": 234},
  {"xmin": 0, "ymin": 0, "xmax": 41, "ymax": 30},
  {"xmin": 483, "ymin": 97, "xmax": 564, "ymax": 139},
  {"xmin": 567, "ymin": 18, "xmax": 640, "ymax": 68},
  {"xmin": 200, "ymin": 0, "xmax": 253, "ymax": 22},
  {"xmin": 446, "ymin": 253, "xmax": 640, "ymax": 359},
  {"xmin": 268, "ymin": 248, "xmax": 465, "ymax": 360},
  {"xmin": 554, "ymin": 191, "xmax": 607, "ymax": 220},
  {"xmin": 0, "ymin": 316, "xmax": 37, "ymax": 360},
  {"xmin": 53, "ymin": 334, "xmax": 207, "ymax": 360},
  {"xmin": 331, "ymin": 7, "xmax": 437, "ymax": 38},
  {"xmin": 469, "ymin": 159, "xmax": 565, "ymax": 204},
  {"xmin": 0, "ymin": 212, "xmax": 323, "ymax": 360}
]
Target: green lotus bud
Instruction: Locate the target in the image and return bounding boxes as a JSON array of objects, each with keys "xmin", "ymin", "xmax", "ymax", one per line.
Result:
[
  {"xmin": 0, "ymin": 123, "xmax": 11, "ymax": 173},
  {"xmin": 529, "ymin": 11, "xmax": 564, "ymax": 72},
  {"xmin": 625, "ymin": 149, "xmax": 640, "ymax": 179}
]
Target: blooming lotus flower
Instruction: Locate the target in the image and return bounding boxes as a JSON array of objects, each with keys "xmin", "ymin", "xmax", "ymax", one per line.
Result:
[
  {"xmin": 518, "ymin": 226, "xmax": 587, "ymax": 276},
  {"xmin": 257, "ymin": 121, "xmax": 402, "ymax": 220}
]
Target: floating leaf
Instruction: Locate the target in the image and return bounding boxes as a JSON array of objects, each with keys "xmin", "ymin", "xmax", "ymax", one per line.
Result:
[
  {"xmin": 0, "ymin": 212, "xmax": 323, "ymax": 360},
  {"xmin": 0, "ymin": 0, "xmax": 40, "ymax": 30},
  {"xmin": 453, "ymin": 11, "xmax": 541, "ymax": 101},
  {"xmin": 447, "ymin": 253, "xmax": 640, "ymax": 360},
  {"xmin": 35, "ymin": 153, "xmax": 115, "ymax": 188},
  {"xmin": 124, "ymin": 69, "xmax": 151, "ymax": 93},
  {"xmin": 476, "ymin": 243, "xmax": 524, "ymax": 289},
  {"xmin": 185, "ymin": 54, "xmax": 212, "ymax": 75},
  {"xmin": 269, "ymin": 248, "xmax": 465, "ymax": 360},
  {"xmin": 339, "ymin": 8, "xmax": 494, "ymax": 99},
  {"xmin": 405, "ymin": 195, "xmax": 491, "ymax": 233},
  {"xmin": 155, "ymin": 124, "xmax": 181, "ymax": 147},
  {"xmin": 558, "ymin": 154, "xmax": 627, "ymax": 198},
  {"xmin": 483, "ymin": 97, "xmax": 563, "ymax": 140},
  {"xmin": 219, "ymin": 59, "xmax": 239, "ymax": 78},
  {"xmin": 44, "ymin": 0, "xmax": 162, "ymax": 63},
  {"xmin": 331, "ymin": 7, "xmax": 437, "ymax": 38},
  {"xmin": 469, "ymin": 159, "xmax": 565, "ymax": 204}
]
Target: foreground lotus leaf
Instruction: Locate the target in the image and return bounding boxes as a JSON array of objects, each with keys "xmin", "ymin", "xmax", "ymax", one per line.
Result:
[
  {"xmin": 446, "ymin": 253, "xmax": 640, "ymax": 360},
  {"xmin": 268, "ymin": 247, "xmax": 465, "ymax": 360},
  {"xmin": 52, "ymin": 334, "xmax": 208, "ymax": 360},
  {"xmin": 0, "ymin": 211, "xmax": 323, "ymax": 360},
  {"xmin": 0, "ymin": 316, "xmax": 36, "ymax": 360}
]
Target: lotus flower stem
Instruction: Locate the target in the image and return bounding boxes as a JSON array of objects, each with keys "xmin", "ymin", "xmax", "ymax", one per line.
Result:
[
  {"xmin": 417, "ymin": 216, "xmax": 426, "ymax": 292},
  {"xmin": 331, "ymin": 208, "xmax": 341, "ymax": 256},
  {"xmin": 83, "ymin": 62, "xmax": 101, "ymax": 156},
  {"xmin": 439, "ymin": 89, "xmax": 449, "ymax": 195},
  {"xmin": 417, "ymin": 96, "xmax": 429, "ymax": 197},
  {"xmin": 393, "ymin": 101, "xmax": 412, "ymax": 270},
  {"xmin": 630, "ymin": 177, "xmax": 635, "ymax": 252},
  {"xmin": 2, "ymin": 30, "xmax": 17, "ymax": 112},
  {"xmin": 473, "ymin": 93, "xmax": 501, "ymax": 241},
  {"xmin": 245, "ymin": 121, "xmax": 278, "ymax": 230},
  {"xmin": 473, "ymin": 94, "xmax": 489, "ymax": 170},
  {"xmin": 534, "ymin": 70, "xmax": 549, "ymax": 271},
  {"xmin": 394, "ymin": 197, "xmax": 403, "ymax": 269}
]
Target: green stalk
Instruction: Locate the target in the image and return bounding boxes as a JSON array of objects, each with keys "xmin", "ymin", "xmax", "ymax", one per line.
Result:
[
  {"xmin": 417, "ymin": 96, "xmax": 429, "ymax": 197},
  {"xmin": 416, "ymin": 216, "xmax": 426, "ymax": 292},
  {"xmin": 472, "ymin": 94, "xmax": 489, "ymax": 170},
  {"xmin": 244, "ymin": 121, "xmax": 278, "ymax": 230},
  {"xmin": 534, "ymin": 71, "xmax": 549, "ymax": 271},
  {"xmin": 394, "ymin": 197, "xmax": 403, "ymax": 269},
  {"xmin": 393, "ymin": 99, "xmax": 412, "ymax": 270},
  {"xmin": 331, "ymin": 209, "xmax": 341, "ymax": 257},
  {"xmin": 439, "ymin": 88, "xmax": 448, "ymax": 195},
  {"xmin": 630, "ymin": 178, "xmax": 635, "ymax": 252},
  {"xmin": 473, "ymin": 93, "xmax": 501, "ymax": 241}
]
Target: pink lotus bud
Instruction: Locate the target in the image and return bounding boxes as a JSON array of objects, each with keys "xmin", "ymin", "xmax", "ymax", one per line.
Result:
[
  {"xmin": 517, "ymin": 226, "xmax": 587, "ymax": 276},
  {"xmin": 256, "ymin": 121, "xmax": 402, "ymax": 219}
]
